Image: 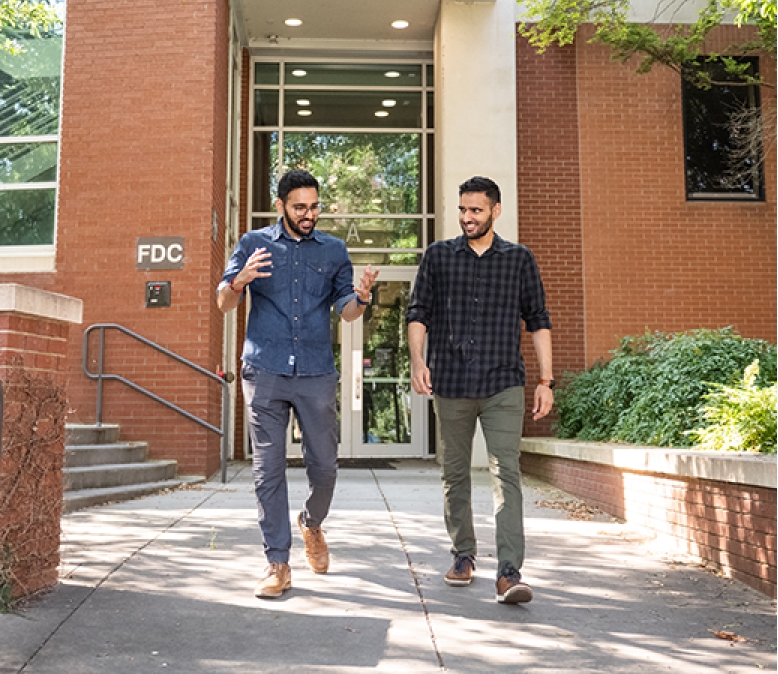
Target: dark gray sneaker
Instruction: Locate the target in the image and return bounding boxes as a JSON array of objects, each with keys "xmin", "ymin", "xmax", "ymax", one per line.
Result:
[
  {"xmin": 445, "ymin": 555, "xmax": 476, "ymax": 586},
  {"xmin": 495, "ymin": 561, "xmax": 533, "ymax": 604}
]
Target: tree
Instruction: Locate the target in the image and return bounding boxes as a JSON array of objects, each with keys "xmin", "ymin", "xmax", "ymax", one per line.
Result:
[{"xmin": 517, "ymin": 0, "xmax": 776, "ymax": 189}]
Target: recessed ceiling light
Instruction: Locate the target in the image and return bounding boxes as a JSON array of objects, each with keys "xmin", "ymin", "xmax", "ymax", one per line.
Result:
[
  {"xmin": 384, "ymin": 71, "xmax": 400, "ymax": 78},
  {"xmin": 375, "ymin": 110, "xmax": 389, "ymax": 117},
  {"xmin": 291, "ymin": 69, "xmax": 307, "ymax": 77},
  {"xmin": 371, "ymin": 199, "xmax": 382, "ymax": 204},
  {"xmin": 285, "ymin": 18, "xmax": 303, "ymax": 27},
  {"xmin": 391, "ymin": 20, "xmax": 409, "ymax": 29},
  {"xmin": 296, "ymin": 99, "xmax": 310, "ymax": 106},
  {"xmin": 297, "ymin": 109, "xmax": 312, "ymax": 116},
  {"xmin": 382, "ymin": 99, "xmax": 397, "ymax": 108},
  {"xmin": 364, "ymin": 239, "xmax": 374, "ymax": 244}
]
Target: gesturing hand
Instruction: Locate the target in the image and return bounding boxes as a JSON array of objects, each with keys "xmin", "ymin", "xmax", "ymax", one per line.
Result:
[
  {"xmin": 355, "ymin": 264, "xmax": 379, "ymax": 304},
  {"xmin": 236, "ymin": 247, "xmax": 273, "ymax": 287}
]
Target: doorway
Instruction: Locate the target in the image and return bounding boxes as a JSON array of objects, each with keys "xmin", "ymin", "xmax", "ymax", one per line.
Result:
[{"xmin": 248, "ymin": 58, "xmax": 434, "ymax": 458}]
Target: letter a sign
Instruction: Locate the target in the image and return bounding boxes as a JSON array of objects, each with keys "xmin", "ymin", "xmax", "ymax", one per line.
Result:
[{"xmin": 137, "ymin": 237, "xmax": 185, "ymax": 270}]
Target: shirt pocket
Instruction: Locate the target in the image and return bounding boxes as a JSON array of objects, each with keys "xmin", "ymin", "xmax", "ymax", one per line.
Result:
[
  {"xmin": 258, "ymin": 247, "xmax": 289, "ymax": 293},
  {"xmin": 304, "ymin": 260, "xmax": 334, "ymax": 297}
]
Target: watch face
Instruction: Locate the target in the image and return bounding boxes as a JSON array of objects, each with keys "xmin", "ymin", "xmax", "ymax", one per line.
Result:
[{"xmin": 549, "ymin": 379, "xmax": 556, "ymax": 390}]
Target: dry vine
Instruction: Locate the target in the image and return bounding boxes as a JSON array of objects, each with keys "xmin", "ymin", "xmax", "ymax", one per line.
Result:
[{"xmin": 0, "ymin": 356, "xmax": 66, "ymax": 610}]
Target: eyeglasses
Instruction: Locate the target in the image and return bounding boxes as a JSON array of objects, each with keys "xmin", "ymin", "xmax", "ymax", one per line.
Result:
[{"xmin": 290, "ymin": 203, "xmax": 322, "ymax": 216}]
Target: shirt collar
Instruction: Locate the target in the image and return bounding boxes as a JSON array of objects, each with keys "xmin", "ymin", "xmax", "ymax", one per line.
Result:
[
  {"xmin": 453, "ymin": 232, "xmax": 508, "ymax": 255},
  {"xmin": 270, "ymin": 218, "xmax": 325, "ymax": 244}
]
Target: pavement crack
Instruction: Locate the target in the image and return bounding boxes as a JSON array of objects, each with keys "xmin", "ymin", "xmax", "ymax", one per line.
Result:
[{"xmin": 370, "ymin": 468, "xmax": 446, "ymax": 672}]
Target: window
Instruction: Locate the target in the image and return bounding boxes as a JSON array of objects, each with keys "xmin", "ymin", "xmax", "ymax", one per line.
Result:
[
  {"xmin": 0, "ymin": 11, "xmax": 63, "ymax": 268},
  {"xmin": 250, "ymin": 59, "xmax": 434, "ymax": 266},
  {"xmin": 682, "ymin": 57, "xmax": 763, "ymax": 200}
]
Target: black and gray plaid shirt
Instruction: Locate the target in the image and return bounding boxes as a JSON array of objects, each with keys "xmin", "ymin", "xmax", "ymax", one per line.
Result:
[{"xmin": 406, "ymin": 233, "xmax": 552, "ymax": 399}]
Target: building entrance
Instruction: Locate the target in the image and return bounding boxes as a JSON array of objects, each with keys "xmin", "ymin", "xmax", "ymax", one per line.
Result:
[{"xmin": 246, "ymin": 58, "xmax": 434, "ymax": 458}]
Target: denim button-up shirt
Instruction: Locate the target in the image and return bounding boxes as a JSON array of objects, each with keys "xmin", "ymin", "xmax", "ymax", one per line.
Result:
[{"xmin": 220, "ymin": 220, "xmax": 356, "ymax": 376}]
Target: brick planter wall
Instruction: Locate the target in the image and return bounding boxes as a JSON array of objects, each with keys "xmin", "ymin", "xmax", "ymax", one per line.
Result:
[
  {"xmin": 0, "ymin": 286, "xmax": 82, "ymax": 599},
  {"xmin": 521, "ymin": 439, "xmax": 777, "ymax": 598}
]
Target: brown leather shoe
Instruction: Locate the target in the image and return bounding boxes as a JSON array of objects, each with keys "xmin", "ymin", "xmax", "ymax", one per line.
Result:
[
  {"xmin": 254, "ymin": 562, "xmax": 291, "ymax": 598},
  {"xmin": 496, "ymin": 562, "xmax": 533, "ymax": 604},
  {"xmin": 298, "ymin": 512, "xmax": 329, "ymax": 574},
  {"xmin": 445, "ymin": 555, "xmax": 476, "ymax": 586}
]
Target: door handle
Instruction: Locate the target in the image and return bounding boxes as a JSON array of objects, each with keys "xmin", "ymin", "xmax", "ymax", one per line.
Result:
[{"xmin": 352, "ymin": 350, "xmax": 362, "ymax": 411}]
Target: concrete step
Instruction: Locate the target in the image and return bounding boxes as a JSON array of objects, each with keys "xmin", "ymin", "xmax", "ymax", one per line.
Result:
[
  {"xmin": 64, "ymin": 461, "xmax": 178, "ymax": 491},
  {"xmin": 65, "ymin": 442, "xmax": 148, "ymax": 468},
  {"xmin": 65, "ymin": 424, "xmax": 121, "ymax": 446},
  {"xmin": 62, "ymin": 476, "xmax": 206, "ymax": 514}
]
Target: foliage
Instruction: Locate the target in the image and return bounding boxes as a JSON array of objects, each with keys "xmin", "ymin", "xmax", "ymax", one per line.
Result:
[
  {"xmin": 686, "ymin": 360, "xmax": 777, "ymax": 452},
  {"xmin": 0, "ymin": 0, "xmax": 61, "ymax": 54},
  {"xmin": 517, "ymin": 0, "xmax": 776, "ymax": 86},
  {"xmin": 554, "ymin": 327, "xmax": 777, "ymax": 449}
]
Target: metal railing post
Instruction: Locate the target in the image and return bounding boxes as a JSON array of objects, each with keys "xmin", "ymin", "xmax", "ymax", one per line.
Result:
[
  {"xmin": 221, "ymin": 381, "xmax": 229, "ymax": 483},
  {"xmin": 96, "ymin": 327, "xmax": 105, "ymax": 426}
]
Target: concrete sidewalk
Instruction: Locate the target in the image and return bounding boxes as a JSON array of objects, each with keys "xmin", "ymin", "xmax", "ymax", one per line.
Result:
[{"xmin": 1, "ymin": 460, "xmax": 775, "ymax": 673}]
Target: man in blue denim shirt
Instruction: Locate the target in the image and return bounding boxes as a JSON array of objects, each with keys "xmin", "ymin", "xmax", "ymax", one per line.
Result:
[{"xmin": 218, "ymin": 170, "xmax": 378, "ymax": 598}]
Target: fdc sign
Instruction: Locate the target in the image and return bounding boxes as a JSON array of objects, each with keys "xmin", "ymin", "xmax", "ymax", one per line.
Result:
[{"xmin": 137, "ymin": 237, "xmax": 185, "ymax": 270}]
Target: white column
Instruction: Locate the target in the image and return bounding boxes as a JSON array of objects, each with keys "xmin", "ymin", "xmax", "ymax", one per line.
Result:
[
  {"xmin": 434, "ymin": 0, "xmax": 519, "ymax": 468},
  {"xmin": 434, "ymin": 0, "xmax": 518, "ymax": 243}
]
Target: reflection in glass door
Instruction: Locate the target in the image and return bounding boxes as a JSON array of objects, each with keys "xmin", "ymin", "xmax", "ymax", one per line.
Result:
[{"xmin": 344, "ymin": 269, "xmax": 427, "ymax": 458}]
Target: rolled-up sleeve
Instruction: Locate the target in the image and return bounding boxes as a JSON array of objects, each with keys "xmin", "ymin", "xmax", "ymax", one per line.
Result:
[
  {"xmin": 217, "ymin": 239, "xmax": 249, "ymax": 296},
  {"xmin": 330, "ymin": 244, "xmax": 356, "ymax": 315},
  {"xmin": 520, "ymin": 251, "xmax": 552, "ymax": 332},
  {"xmin": 406, "ymin": 249, "xmax": 434, "ymax": 328}
]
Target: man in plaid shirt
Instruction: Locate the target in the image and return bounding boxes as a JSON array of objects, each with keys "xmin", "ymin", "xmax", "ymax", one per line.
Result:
[{"xmin": 406, "ymin": 176, "xmax": 554, "ymax": 604}]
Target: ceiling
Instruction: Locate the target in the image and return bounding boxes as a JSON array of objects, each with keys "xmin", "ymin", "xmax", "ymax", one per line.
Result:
[{"xmin": 235, "ymin": 0, "xmax": 442, "ymax": 52}]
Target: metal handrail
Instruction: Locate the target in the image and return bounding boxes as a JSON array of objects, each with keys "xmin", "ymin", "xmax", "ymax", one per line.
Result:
[{"xmin": 82, "ymin": 323, "xmax": 232, "ymax": 483}]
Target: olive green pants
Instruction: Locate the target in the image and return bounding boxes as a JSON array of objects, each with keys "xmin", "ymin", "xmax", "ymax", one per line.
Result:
[{"xmin": 434, "ymin": 386, "xmax": 526, "ymax": 572}]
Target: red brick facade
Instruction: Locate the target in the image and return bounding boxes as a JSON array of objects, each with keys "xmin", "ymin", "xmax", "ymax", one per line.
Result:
[
  {"xmin": 1, "ymin": 16, "xmax": 774, "ymax": 473},
  {"xmin": 521, "ymin": 452, "xmax": 777, "ymax": 597},
  {"xmin": 517, "ymin": 26, "xmax": 777, "ymax": 435},
  {"xmin": 2, "ymin": 0, "xmax": 232, "ymax": 476}
]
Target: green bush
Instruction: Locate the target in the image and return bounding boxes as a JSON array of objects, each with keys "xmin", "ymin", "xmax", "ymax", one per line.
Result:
[
  {"xmin": 686, "ymin": 361, "xmax": 777, "ymax": 453},
  {"xmin": 555, "ymin": 327, "xmax": 777, "ymax": 449}
]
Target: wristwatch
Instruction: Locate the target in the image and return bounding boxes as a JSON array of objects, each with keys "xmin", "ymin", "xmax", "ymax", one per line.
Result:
[
  {"xmin": 356, "ymin": 293, "xmax": 372, "ymax": 307},
  {"xmin": 538, "ymin": 378, "xmax": 556, "ymax": 390}
]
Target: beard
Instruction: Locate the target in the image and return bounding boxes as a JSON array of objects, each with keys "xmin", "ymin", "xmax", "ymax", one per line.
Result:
[
  {"xmin": 461, "ymin": 215, "xmax": 493, "ymax": 240},
  {"xmin": 283, "ymin": 205, "xmax": 317, "ymax": 238}
]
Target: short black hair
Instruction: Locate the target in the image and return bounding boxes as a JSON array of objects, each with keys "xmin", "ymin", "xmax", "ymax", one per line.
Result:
[
  {"xmin": 459, "ymin": 176, "xmax": 501, "ymax": 205},
  {"xmin": 278, "ymin": 170, "xmax": 319, "ymax": 201}
]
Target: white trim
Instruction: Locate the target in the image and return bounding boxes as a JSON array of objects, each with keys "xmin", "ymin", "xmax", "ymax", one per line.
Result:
[
  {"xmin": 0, "ymin": 283, "xmax": 82, "ymax": 323},
  {"xmin": 0, "ymin": 245, "xmax": 56, "ymax": 273},
  {"xmin": 0, "ymin": 182, "xmax": 57, "ymax": 191},
  {"xmin": 0, "ymin": 135, "xmax": 58, "ymax": 144},
  {"xmin": 522, "ymin": 438, "xmax": 777, "ymax": 489}
]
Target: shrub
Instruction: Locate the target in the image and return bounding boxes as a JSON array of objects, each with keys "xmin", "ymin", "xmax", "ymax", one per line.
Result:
[
  {"xmin": 554, "ymin": 327, "xmax": 777, "ymax": 448},
  {"xmin": 686, "ymin": 361, "xmax": 777, "ymax": 453}
]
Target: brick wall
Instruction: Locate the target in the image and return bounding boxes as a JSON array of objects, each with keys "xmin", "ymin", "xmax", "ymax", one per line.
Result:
[
  {"xmin": 516, "ymin": 25, "xmax": 776, "ymax": 392},
  {"xmin": 0, "ymin": 313, "xmax": 70, "ymax": 598},
  {"xmin": 2, "ymin": 0, "xmax": 232, "ymax": 476},
  {"xmin": 516, "ymin": 39, "xmax": 586, "ymax": 437},
  {"xmin": 521, "ymin": 453, "xmax": 777, "ymax": 597}
]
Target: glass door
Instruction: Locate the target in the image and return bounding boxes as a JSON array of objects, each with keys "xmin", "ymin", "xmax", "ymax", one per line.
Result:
[{"xmin": 342, "ymin": 268, "xmax": 427, "ymax": 458}]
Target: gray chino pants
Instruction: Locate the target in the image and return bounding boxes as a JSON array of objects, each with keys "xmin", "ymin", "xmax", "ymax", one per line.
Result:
[
  {"xmin": 434, "ymin": 386, "xmax": 526, "ymax": 572},
  {"xmin": 241, "ymin": 364, "xmax": 339, "ymax": 564}
]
